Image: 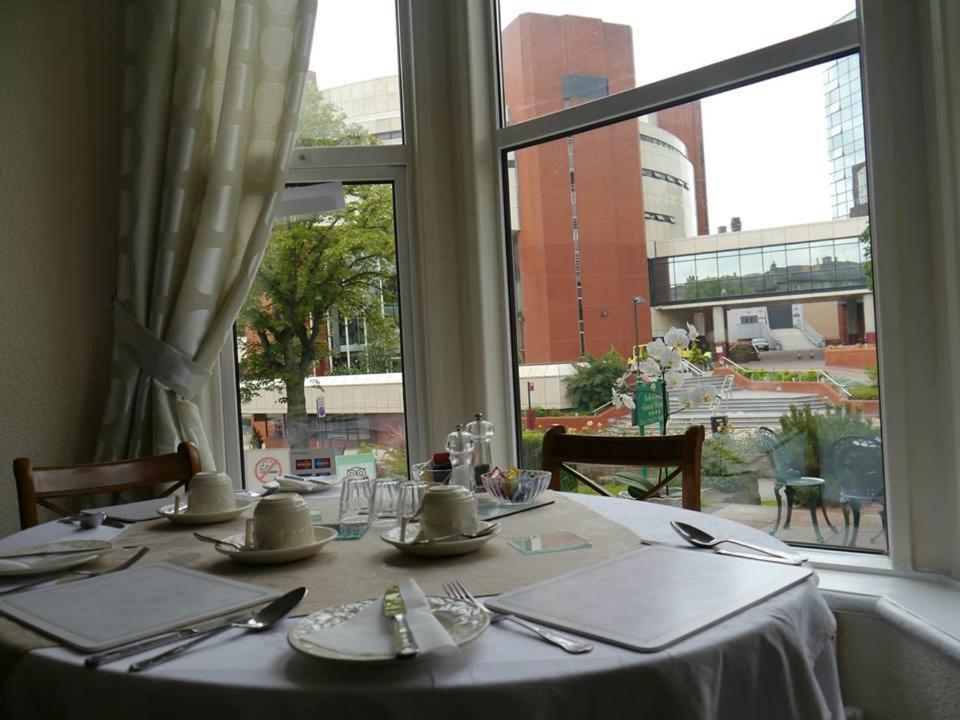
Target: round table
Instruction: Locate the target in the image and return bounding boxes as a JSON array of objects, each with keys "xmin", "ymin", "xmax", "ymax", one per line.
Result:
[{"xmin": 0, "ymin": 495, "xmax": 843, "ymax": 720}]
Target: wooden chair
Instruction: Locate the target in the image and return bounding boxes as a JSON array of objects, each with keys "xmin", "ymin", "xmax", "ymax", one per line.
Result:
[
  {"xmin": 541, "ymin": 425, "xmax": 704, "ymax": 511},
  {"xmin": 13, "ymin": 443, "xmax": 202, "ymax": 529}
]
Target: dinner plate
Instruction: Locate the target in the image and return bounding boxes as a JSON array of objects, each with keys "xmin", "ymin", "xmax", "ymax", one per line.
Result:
[
  {"xmin": 380, "ymin": 521, "xmax": 500, "ymax": 557},
  {"xmin": 213, "ymin": 526, "xmax": 338, "ymax": 564},
  {"xmin": 156, "ymin": 497, "xmax": 256, "ymax": 525},
  {"xmin": 0, "ymin": 540, "xmax": 113, "ymax": 577},
  {"xmin": 288, "ymin": 596, "xmax": 489, "ymax": 662}
]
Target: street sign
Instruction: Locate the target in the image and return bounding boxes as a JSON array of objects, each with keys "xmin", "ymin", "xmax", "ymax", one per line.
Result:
[
  {"xmin": 635, "ymin": 379, "xmax": 665, "ymax": 429},
  {"xmin": 315, "ymin": 392, "xmax": 326, "ymax": 418}
]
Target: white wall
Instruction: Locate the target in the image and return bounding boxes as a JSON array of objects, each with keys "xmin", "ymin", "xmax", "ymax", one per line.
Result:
[{"xmin": 0, "ymin": 1, "xmax": 122, "ymax": 537}]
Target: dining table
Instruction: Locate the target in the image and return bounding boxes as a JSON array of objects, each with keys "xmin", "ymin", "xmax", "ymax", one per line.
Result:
[{"xmin": 0, "ymin": 490, "xmax": 843, "ymax": 720}]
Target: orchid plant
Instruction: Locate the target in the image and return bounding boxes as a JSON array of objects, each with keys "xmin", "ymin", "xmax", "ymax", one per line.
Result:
[{"xmin": 612, "ymin": 323, "xmax": 718, "ymax": 420}]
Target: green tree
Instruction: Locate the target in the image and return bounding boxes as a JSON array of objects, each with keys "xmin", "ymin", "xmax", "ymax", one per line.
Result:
[
  {"xmin": 295, "ymin": 80, "xmax": 370, "ymax": 147},
  {"xmin": 861, "ymin": 224, "xmax": 873, "ymax": 290},
  {"xmin": 566, "ymin": 348, "xmax": 627, "ymax": 412},
  {"xmin": 239, "ymin": 184, "xmax": 396, "ymax": 447}
]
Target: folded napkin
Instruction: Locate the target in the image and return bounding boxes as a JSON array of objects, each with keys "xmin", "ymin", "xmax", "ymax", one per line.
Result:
[
  {"xmin": 303, "ymin": 578, "xmax": 456, "ymax": 657},
  {"xmin": 278, "ymin": 475, "xmax": 333, "ymax": 492}
]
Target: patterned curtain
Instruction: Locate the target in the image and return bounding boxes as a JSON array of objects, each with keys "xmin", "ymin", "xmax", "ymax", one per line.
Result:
[{"xmin": 97, "ymin": 0, "xmax": 317, "ymax": 469}]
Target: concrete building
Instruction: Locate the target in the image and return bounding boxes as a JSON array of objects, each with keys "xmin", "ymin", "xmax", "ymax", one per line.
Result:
[
  {"xmin": 317, "ymin": 75, "xmax": 402, "ymax": 145},
  {"xmin": 825, "ymin": 12, "xmax": 867, "ymax": 219}
]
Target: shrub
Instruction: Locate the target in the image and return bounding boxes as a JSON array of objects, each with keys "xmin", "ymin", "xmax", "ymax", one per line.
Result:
[
  {"xmin": 566, "ymin": 348, "xmax": 627, "ymax": 412},
  {"xmin": 848, "ymin": 385, "xmax": 879, "ymax": 400},
  {"xmin": 728, "ymin": 343, "xmax": 758, "ymax": 363},
  {"xmin": 521, "ymin": 430, "xmax": 577, "ymax": 491},
  {"xmin": 778, "ymin": 404, "xmax": 879, "ymax": 480},
  {"xmin": 700, "ymin": 432, "xmax": 761, "ymax": 501},
  {"xmin": 800, "ymin": 371, "xmax": 819, "ymax": 382}
]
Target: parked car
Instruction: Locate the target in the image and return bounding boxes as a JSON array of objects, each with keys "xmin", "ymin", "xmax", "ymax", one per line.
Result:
[{"xmin": 751, "ymin": 337, "xmax": 770, "ymax": 352}]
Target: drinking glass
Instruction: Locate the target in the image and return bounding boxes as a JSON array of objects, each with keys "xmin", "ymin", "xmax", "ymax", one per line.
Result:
[
  {"xmin": 397, "ymin": 479, "xmax": 427, "ymax": 541},
  {"xmin": 369, "ymin": 477, "xmax": 402, "ymax": 526},
  {"xmin": 338, "ymin": 469, "xmax": 372, "ymax": 532}
]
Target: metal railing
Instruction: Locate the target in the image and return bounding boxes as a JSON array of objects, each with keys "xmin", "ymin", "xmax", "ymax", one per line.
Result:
[
  {"xmin": 710, "ymin": 374, "xmax": 735, "ymax": 412},
  {"xmin": 797, "ymin": 320, "xmax": 826, "ymax": 348},
  {"xmin": 679, "ymin": 358, "xmax": 705, "ymax": 376},
  {"xmin": 718, "ymin": 356, "xmax": 748, "ymax": 374},
  {"xmin": 816, "ymin": 370, "xmax": 852, "ymax": 398}
]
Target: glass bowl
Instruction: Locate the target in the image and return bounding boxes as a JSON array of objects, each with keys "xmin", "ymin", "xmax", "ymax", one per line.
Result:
[{"xmin": 480, "ymin": 469, "xmax": 551, "ymax": 505}]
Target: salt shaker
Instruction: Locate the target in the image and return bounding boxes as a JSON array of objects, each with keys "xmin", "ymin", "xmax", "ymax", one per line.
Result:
[
  {"xmin": 445, "ymin": 424, "xmax": 476, "ymax": 492},
  {"xmin": 466, "ymin": 413, "xmax": 495, "ymax": 487}
]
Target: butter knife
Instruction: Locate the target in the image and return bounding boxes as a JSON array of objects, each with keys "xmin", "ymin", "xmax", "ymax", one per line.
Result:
[{"xmin": 383, "ymin": 584, "xmax": 419, "ymax": 659}]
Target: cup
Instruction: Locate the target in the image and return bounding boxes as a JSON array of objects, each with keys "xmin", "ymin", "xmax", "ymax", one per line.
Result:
[
  {"xmin": 417, "ymin": 485, "xmax": 479, "ymax": 540},
  {"xmin": 250, "ymin": 494, "xmax": 315, "ymax": 550},
  {"xmin": 338, "ymin": 470, "xmax": 373, "ymax": 534},
  {"xmin": 369, "ymin": 477, "xmax": 402, "ymax": 526},
  {"xmin": 187, "ymin": 472, "xmax": 235, "ymax": 513}
]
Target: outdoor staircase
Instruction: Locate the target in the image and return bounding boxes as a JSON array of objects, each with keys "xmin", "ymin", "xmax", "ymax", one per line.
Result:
[{"xmin": 770, "ymin": 327, "xmax": 819, "ymax": 351}]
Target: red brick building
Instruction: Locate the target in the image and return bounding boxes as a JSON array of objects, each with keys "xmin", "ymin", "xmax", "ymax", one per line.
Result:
[{"xmin": 502, "ymin": 13, "xmax": 707, "ymax": 364}]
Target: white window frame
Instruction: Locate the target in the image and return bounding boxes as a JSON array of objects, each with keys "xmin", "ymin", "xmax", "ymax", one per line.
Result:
[
  {"xmin": 484, "ymin": 3, "xmax": 913, "ymax": 570},
  {"xmin": 219, "ymin": 0, "xmax": 429, "ymax": 484}
]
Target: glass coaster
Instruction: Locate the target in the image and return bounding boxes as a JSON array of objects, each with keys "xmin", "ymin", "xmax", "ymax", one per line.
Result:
[
  {"xmin": 507, "ymin": 531, "xmax": 591, "ymax": 555},
  {"xmin": 319, "ymin": 523, "xmax": 369, "ymax": 541}
]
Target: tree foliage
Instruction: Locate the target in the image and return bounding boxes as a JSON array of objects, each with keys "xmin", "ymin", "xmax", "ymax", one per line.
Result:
[
  {"xmin": 860, "ymin": 224, "xmax": 873, "ymax": 290},
  {"xmin": 238, "ymin": 81, "xmax": 397, "ymax": 447},
  {"xmin": 566, "ymin": 348, "xmax": 627, "ymax": 412}
]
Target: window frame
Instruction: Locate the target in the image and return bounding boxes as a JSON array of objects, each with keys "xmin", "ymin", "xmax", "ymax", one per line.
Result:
[
  {"xmin": 219, "ymin": 0, "xmax": 428, "ymax": 486},
  {"xmin": 489, "ymin": 6, "xmax": 903, "ymax": 565}
]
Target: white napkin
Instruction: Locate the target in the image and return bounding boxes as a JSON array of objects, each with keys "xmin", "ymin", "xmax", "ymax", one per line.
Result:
[
  {"xmin": 278, "ymin": 476, "xmax": 331, "ymax": 492},
  {"xmin": 303, "ymin": 578, "xmax": 457, "ymax": 657}
]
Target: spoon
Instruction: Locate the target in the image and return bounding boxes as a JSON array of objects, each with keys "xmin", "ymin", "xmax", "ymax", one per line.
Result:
[
  {"xmin": 669, "ymin": 521, "xmax": 801, "ymax": 561},
  {"xmin": 412, "ymin": 522, "xmax": 501, "ymax": 544},
  {"xmin": 128, "ymin": 586, "xmax": 307, "ymax": 672},
  {"xmin": 192, "ymin": 532, "xmax": 247, "ymax": 551}
]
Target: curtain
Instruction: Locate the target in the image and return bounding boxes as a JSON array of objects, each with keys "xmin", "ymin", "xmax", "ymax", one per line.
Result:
[{"xmin": 96, "ymin": 0, "xmax": 317, "ymax": 469}]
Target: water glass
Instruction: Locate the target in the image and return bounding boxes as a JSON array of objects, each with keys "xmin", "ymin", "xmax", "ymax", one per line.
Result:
[
  {"xmin": 397, "ymin": 479, "xmax": 428, "ymax": 521},
  {"xmin": 369, "ymin": 477, "xmax": 402, "ymax": 526},
  {"xmin": 338, "ymin": 470, "xmax": 372, "ymax": 532}
]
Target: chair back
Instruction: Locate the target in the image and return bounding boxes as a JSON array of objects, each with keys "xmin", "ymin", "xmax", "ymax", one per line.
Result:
[
  {"xmin": 757, "ymin": 426, "xmax": 802, "ymax": 482},
  {"xmin": 831, "ymin": 436, "xmax": 884, "ymax": 499},
  {"xmin": 13, "ymin": 443, "xmax": 202, "ymax": 529},
  {"xmin": 540, "ymin": 425, "xmax": 704, "ymax": 510}
]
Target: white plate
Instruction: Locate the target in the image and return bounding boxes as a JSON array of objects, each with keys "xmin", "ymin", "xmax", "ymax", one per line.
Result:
[
  {"xmin": 0, "ymin": 540, "xmax": 114, "ymax": 577},
  {"xmin": 213, "ymin": 526, "xmax": 338, "ymax": 564},
  {"xmin": 380, "ymin": 521, "xmax": 500, "ymax": 557},
  {"xmin": 157, "ymin": 497, "xmax": 256, "ymax": 525},
  {"xmin": 288, "ymin": 596, "xmax": 489, "ymax": 662}
]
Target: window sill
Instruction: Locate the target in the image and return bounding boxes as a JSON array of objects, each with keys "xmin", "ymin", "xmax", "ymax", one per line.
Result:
[{"xmin": 811, "ymin": 550, "xmax": 960, "ymax": 661}]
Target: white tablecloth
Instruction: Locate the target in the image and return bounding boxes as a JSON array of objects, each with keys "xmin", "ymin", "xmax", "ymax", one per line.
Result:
[{"xmin": 0, "ymin": 495, "xmax": 843, "ymax": 720}]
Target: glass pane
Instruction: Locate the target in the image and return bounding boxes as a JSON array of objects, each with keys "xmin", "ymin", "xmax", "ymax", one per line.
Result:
[
  {"xmin": 508, "ymin": 57, "xmax": 886, "ymax": 554},
  {"xmin": 499, "ymin": 1, "xmax": 855, "ymax": 125},
  {"xmin": 238, "ymin": 183, "xmax": 407, "ymax": 487},
  {"xmin": 298, "ymin": 1, "xmax": 402, "ymax": 147}
]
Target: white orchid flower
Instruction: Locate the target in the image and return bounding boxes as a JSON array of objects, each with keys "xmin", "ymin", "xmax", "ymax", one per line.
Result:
[
  {"xmin": 687, "ymin": 322, "xmax": 700, "ymax": 341},
  {"xmin": 646, "ymin": 338, "xmax": 670, "ymax": 362},
  {"xmin": 612, "ymin": 387, "xmax": 623, "ymax": 408},
  {"xmin": 636, "ymin": 358, "xmax": 660, "ymax": 377},
  {"xmin": 619, "ymin": 393, "xmax": 636, "ymax": 409},
  {"xmin": 680, "ymin": 387, "xmax": 699, "ymax": 409},
  {"xmin": 697, "ymin": 385, "xmax": 719, "ymax": 404},
  {"xmin": 664, "ymin": 370, "xmax": 684, "ymax": 390},
  {"xmin": 664, "ymin": 327, "xmax": 690, "ymax": 349},
  {"xmin": 660, "ymin": 349, "xmax": 683, "ymax": 369}
]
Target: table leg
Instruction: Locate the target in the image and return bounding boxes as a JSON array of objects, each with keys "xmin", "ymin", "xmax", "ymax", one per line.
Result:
[
  {"xmin": 818, "ymin": 492, "xmax": 837, "ymax": 533},
  {"xmin": 784, "ymin": 487, "xmax": 795, "ymax": 530},
  {"xmin": 841, "ymin": 502, "xmax": 851, "ymax": 546},
  {"xmin": 848, "ymin": 501, "xmax": 862, "ymax": 547}
]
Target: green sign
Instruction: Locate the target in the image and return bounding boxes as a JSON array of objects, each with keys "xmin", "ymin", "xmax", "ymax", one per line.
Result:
[{"xmin": 635, "ymin": 379, "xmax": 665, "ymax": 429}]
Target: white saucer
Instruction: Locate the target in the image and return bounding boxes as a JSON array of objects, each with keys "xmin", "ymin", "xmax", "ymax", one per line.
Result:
[
  {"xmin": 0, "ymin": 540, "xmax": 114, "ymax": 576},
  {"xmin": 380, "ymin": 521, "xmax": 500, "ymax": 557},
  {"xmin": 213, "ymin": 526, "xmax": 338, "ymax": 564},
  {"xmin": 157, "ymin": 497, "xmax": 256, "ymax": 525},
  {"xmin": 288, "ymin": 595, "xmax": 489, "ymax": 663}
]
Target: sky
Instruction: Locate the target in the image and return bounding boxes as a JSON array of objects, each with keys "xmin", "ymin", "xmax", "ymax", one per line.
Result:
[{"xmin": 308, "ymin": 0, "xmax": 858, "ymax": 234}]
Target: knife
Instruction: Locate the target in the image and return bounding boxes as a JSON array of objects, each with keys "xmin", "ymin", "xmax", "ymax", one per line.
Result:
[
  {"xmin": 383, "ymin": 585, "xmax": 419, "ymax": 659},
  {"xmin": 128, "ymin": 587, "xmax": 306, "ymax": 672},
  {"xmin": 0, "ymin": 547, "xmax": 107, "ymax": 559}
]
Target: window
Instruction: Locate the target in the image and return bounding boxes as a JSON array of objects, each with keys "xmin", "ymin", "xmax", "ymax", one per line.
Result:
[
  {"xmin": 497, "ymin": 4, "xmax": 886, "ymax": 552},
  {"xmin": 230, "ymin": 2, "xmax": 416, "ymax": 488}
]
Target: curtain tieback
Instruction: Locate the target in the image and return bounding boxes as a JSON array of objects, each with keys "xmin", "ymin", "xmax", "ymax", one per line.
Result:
[{"xmin": 114, "ymin": 301, "xmax": 212, "ymax": 399}]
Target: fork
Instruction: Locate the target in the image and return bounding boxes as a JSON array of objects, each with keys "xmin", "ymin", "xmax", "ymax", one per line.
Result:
[
  {"xmin": 0, "ymin": 546, "xmax": 149, "ymax": 597},
  {"xmin": 442, "ymin": 580, "xmax": 592, "ymax": 654}
]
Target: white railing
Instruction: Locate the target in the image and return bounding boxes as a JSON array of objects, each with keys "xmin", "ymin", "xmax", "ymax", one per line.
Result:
[
  {"xmin": 718, "ymin": 356, "xmax": 748, "ymax": 374},
  {"xmin": 710, "ymin": 375, "xmax": 735, "ymax": 412},
  {"xmin": 679, "ymin": 358, "xmax": 705, "ymax": 376},
  {"xmin": 798, "ymin": 320, "xmax": 826, "ymax": 348},
  {"xmin": 816, "ymin": 370, "xmax": 852, "ymax": 398}
]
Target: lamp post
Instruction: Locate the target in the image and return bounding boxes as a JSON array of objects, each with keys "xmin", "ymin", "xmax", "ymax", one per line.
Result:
[{"xmin": 632, "ymin": 295, "xmax": 646, "ymax": 365}]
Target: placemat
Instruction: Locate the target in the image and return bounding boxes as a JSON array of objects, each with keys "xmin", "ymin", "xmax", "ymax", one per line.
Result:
[
  {"xmin": 106, "ymin": 491, "xmax": 640, "ymax": 616},
  {"xmin": 487, "ymin": 545, "xmax": 812, "ymax": 652}
]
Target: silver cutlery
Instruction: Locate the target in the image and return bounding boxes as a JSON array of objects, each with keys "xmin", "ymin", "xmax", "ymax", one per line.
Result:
[
  {"xmin": 383, "ymin": 584, "xmax": 419, "ymax": 659},
  {"xmin": 0, "ymin": 546, "xmax": 149, "ymax": 597},
  {"xmin": 0, "ymin": 546, "xmax": 113, "ymax": 560},
  {"xmin": 128, "ymin": 586, "xmax": 307, "ymax": 672},
  {"xmin": 669, "ymin": 521, "xmax": 805, "ymax": 563},
  {"xmin": 411, "ymin": 522, "xmax": 501, "ymax": 544},
  {"xmin": 442, "ymin": 580, "xmax": 592, "ymax": 655},
  {"xmin": 192, "ymin": 532, "xmax": 247, "ymax": 551}
]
